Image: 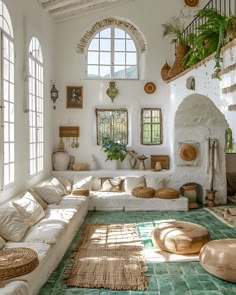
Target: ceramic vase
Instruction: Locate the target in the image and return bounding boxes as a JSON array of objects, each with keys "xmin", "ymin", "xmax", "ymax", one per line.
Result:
[
  {"xmin": 52, "ymin": 151, "xmax": 70, "ymax": 171},
  {"xmin": 182, "ymin": 185, "xmax": 198, "ymax": 209}
]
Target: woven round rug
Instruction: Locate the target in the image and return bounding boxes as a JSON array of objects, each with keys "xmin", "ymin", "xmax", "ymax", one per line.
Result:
[{"xmin": 0, "ymin": 247, "xmax": 39, "ymax": 280}]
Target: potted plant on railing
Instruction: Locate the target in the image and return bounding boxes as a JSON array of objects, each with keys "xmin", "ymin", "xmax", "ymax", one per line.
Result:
[
  {"xmin": 101, "ymin": 136, "xmax": 127, "ymax": 165},
  {"xmin": 162, "ymin": 16, "xmax": 190, "ymax": 78},
  {"xmin": 196, "ymin": 8, "xmax": 236, "ymax": 76}
]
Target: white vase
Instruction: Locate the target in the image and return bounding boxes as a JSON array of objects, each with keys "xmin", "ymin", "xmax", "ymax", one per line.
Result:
[{"xmin": 52, "ymin": 151, "xmax": 70, "ymax": 171}]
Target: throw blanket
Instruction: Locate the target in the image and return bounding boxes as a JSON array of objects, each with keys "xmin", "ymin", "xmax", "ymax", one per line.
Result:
[{"xmin": 66, "ymin": 223, "xmax": 148, "ymax": 290}]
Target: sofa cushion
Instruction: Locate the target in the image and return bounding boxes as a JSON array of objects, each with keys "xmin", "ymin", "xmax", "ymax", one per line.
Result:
[
  {"xmin": 59, "ymin": 196, "xmax": 88, "ymax": 209},
  {"xmin": 0, "ymin": 236, "xmax": 6, "ymax": 249},
  {"xmin": 73, "ymin": 176, "xmax": 93, "ymax": 190},
  {"xmin": 28, "ymin": 189, "xmax": 48, "ymax": 210},
  {"xmin": 12, "ymin": 192, "xmax": 45, "ymax": 226},
  {"xmin": 51, "ymin": 177, "xmax": 67, "ymax": 195},
  {"xmin": 145, "ymin": 176, "xmax": 164, "ymax": 190},
  {"xmin": 0, "ymin": 205, "xmax": 29, "ymax": 242},
  {"xmin": 132, "ymin": 186, "xmax": 155, "ymax": 198},
  {"xmin": 124, "ymin": 176, "xmax": 145, "ymax": 193},
  {"xmin": 100, "ymin": 177, "xmax": 123, "ymax": 192}
]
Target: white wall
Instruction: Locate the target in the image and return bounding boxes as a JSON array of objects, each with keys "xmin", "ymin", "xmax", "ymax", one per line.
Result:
[
  {"xmin": 53, "ymin": 0, "xmax": 209, "ymax": 170},
  {"xmin": 0, "ymin": 0, "xmax": 55, "ymax": 201}
]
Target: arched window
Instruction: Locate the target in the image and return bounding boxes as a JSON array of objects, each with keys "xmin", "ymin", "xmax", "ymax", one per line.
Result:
[
  {"xmin": 87, "ymin": 27, "xmax": 138, "ymax": 79},
  {"xmin": 28, "ymin": 37, "xmax": 44, "ymax": 175},
  {"xmin": 0, "ymin": 1, "xmax": 14, "ymax": 188}
]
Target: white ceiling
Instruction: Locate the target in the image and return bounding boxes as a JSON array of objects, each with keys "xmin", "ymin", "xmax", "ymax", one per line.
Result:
[{"xmin": 37, "ymin": 0, "xmax": 128, "ymax": 22}]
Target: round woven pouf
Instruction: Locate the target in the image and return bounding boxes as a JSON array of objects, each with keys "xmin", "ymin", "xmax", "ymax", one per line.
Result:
[
  {"xmin": 199, "ymin": 239, "xmax": 236, "ymax": 283},
  {"xmin": 0, "ymin": 247, "xmax": 39, "ymax": 280},
  {"xmin": 155, "ymin": 188, "xmax": 180, "ymax": 199},
  {"xmin": 152, "ymin": 221, "xmax": 210, "ymax": 254},
  {"xmin": 132, "ymin": 186, "xmax": 155, "ymax": 198}
]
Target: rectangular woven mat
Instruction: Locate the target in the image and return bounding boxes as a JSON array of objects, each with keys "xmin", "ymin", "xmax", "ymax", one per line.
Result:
[{"xmin": 65, "ymin": 223, "xmax": 148, "ymax": 290}]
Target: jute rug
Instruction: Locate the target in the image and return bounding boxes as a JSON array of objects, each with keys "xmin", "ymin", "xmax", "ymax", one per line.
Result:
[
  {"xmin": 65, "ymin": 223, "xmax": 148, "ymax": 290},
  {"xmin": 205, "ymin": 206, "xmax": 236, "ymax": 227}
]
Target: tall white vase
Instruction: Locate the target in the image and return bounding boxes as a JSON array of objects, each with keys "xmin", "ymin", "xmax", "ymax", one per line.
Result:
[{"xmin": 52, "ymin": 151, "xmax": 70, "ymax": 171}]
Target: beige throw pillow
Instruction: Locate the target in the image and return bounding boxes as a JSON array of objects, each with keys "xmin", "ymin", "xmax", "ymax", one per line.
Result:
[
  {"xmin": 58, "ymin": 177, "xmax": 72, "ymax": 194},
  {"xmin": 124, "ymin": 176, "xmax": 146, "ymax": 193},
  {"xmin": 0, "ymin": 236, "xmax": 5, "ymax": 249},
  {"xmin": 34, "ymin": 184, "xmax": 62, "ymax": 204},
  {"xmin": 51, "ymin": 177, "xmax": 67, "ymax": 195},
  {"xmin": 28, "ymin": 189, "xmax": 48, "ymax": 210},
  {"xmin": 0, "ymin": 205, "xmax": 29, "ymax": 241},
  {"xmin": 145, "ymin": 176, "xmax": 164, "ymax": 190},
  {"xmin": 13, "ymin": 192, "xmax": 45, "ymax": 226},
  {"xmin": 100, "ymin": 177, "xmax": 123, "ymax": 192},
  {"xmin": 73, "ymin": 176, "xmax": 93, "ymax": 190}
]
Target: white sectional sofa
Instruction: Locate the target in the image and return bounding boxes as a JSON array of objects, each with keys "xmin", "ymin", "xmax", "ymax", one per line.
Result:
[
  {"xmin": 0, "ymin": 177, "xmax": 89, "ymax": 295},
  {"xmin": 0, "ymin": 172, "xmax": 188, "ymax": 295}
]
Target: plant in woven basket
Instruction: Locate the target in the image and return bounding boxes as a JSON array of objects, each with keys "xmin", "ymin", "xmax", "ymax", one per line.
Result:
[{"xmin": 101, "ymin": 136, "xmax": 127, "ymax": 162}]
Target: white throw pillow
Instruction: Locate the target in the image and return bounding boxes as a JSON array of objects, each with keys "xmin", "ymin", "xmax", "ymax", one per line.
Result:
[
  {"xmin": 34, "ymin": 184, "xmax": 62, "ymax": 204},
  {"xmin": 0, "ymin": 236, "xmax": 5, "ymax": 249},
  {"xmin": 58, "ymin": 177, "xmax": 72, "ymax": 194},
  {"xmin": 51, "ymin": 177, "xmax": 67, "ymax": 195},
  {"xmin": 28, "ymin": 189, "xmax": 48, "ymax": 210},
  {"xmin": 124, "ymin": 176, "xmax": 146, "ymax": 193},
  {"xmin": 0, "ymin": 205, "xmax": 29, "ymax": 241},
  {"xmin": 73, "ymin": 176, "xmax": 93, "ymax": 190},
  {"xmin": 100, "ymin": 177, "xmax": 123, "ymax": 192},
  {"xmin": 145, "ymin": 176, "xmax": 165, "ymax": 189},
  {"xmin": 12, "ymin": 192, "xmax": 46, "ymax": 226}
]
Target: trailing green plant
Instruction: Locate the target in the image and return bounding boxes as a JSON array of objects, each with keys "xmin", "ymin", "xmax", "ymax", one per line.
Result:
[
  {"xmin": 101, "ymin": 136, "xmax": 127, "ymax": 162},
  {"xmin": 162, "ymin": 16, "xmax": 189, "ymax": 45},
  {"xmin": 196, "ymin": 8, "xmax": 236, "ymax": 75}
]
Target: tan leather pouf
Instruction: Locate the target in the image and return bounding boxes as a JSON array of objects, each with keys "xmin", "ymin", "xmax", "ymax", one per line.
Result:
[
  {"xmin": 152, "ymin": 221, "xmax": 210, "ymax": 254},
  {"xmin": 132, "ymin": 186, "xmax": 155, "ymax": 198},
  {"xmin": 199, "ymin": 239, "xmax": 236, "ymax": 283},
  {"xmin": 155, "ymin": 188, "xmax": 180, "ymax": 199}
]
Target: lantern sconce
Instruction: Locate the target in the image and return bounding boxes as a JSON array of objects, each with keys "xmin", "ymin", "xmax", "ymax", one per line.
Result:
[{"xmin": 51, "ymin": 81, "xmax": 59, "ymax": 110}]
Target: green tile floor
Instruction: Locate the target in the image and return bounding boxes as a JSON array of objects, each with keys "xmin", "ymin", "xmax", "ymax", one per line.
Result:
[{"xmin": 38, "ymin": 208, "xmax": 236, "ymax": 295}]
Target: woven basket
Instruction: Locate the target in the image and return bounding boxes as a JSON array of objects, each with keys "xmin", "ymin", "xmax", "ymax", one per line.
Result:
[
  {"xmin": 168, "ymin": 45, "xmax": 189, "ymax": 79},
  {"xmin": 132, "ymin": 187, "xmax": 155, "ymax": 198},
  {"xmin": 0, "ymin": 247, "xmax": 39, "ymax": 280},
  {"xmin": 161, "ymin": 61, "xmax": 171, "ymax": 81},
  {"xmin": 72, "ymin": 163, "xmax": 89, "ymax": 171},
  {"xmin": 155, "ymin": 188, "xmax": 180, "ymax": 199}
]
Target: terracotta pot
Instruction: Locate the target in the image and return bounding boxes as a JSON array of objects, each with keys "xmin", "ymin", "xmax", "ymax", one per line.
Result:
[{"xmin": 183, "ymin": 185, "xmax": 198, "ymax": 209}]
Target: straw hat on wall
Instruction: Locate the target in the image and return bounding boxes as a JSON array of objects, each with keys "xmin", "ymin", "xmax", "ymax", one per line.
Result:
[{"xmin": 180, "ymin": 144, "xmax": 197, "ymax": 161}]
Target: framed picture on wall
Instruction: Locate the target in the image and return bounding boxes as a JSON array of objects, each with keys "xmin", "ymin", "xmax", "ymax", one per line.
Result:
[{"xmin": 66, "ymin": 86, "xmax": 83, "ymax": 108}]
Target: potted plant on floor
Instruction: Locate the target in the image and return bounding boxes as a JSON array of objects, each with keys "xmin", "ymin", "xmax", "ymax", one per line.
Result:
[{"xmin": 162, "ymin": 16, "xmax": 190, "ymax": 78}]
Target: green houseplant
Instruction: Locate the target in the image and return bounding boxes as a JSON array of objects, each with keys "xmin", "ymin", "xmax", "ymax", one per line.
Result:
[
  {"xmin": 101, "ymin": 136, "xmax": 127, "ymax": 162},
  {"xmin": 195, "ymin": 8, "xmax": 236, "ymax": 75}
]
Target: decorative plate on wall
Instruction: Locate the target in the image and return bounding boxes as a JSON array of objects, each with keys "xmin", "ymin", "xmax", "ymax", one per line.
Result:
[
  {"xmin": 184, "ymin": 0, "xmax": 198, "ymax": 7},
  {"xmin": 144, "ymin": 82, "xmax": 156, "ymax": 94}
]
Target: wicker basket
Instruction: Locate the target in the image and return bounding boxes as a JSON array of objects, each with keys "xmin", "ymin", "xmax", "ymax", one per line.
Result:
[
  {"xmin": 72, "ymin": 163, "xmax": 89, "ymax": 171},
  {"xmin": 168, "ymin": 45, "xmax": 189, "ymax": 79},
  {"xmin": 161, "ymin": 61, "xmax": 171, "ymax": 81},
  {"xmin": 0, "ymin": 248, "xmax": 39, "ymax": 280},
  {"xmin": 155, "ymin": 188, "xmax": 180, "ymax": 199}
]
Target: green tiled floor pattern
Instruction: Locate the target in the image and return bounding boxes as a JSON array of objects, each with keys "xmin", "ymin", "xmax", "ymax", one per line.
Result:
[{"xmin": 38, "ymin": 208, "xmax": 236, "ymax": 295}]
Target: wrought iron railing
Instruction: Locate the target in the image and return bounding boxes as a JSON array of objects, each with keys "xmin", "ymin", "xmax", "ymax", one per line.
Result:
[{"xmin": 182, "ymin": 0, "xmax": 236, "ymax": 41}]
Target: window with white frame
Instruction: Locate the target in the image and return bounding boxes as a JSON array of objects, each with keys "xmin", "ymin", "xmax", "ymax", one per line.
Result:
[
  {"xmin": 29, "ymin": 37, "xmax": 44, "ymax": 176},
  {"xmin": 0, "ymin": 1, "xmax": 15, "ymax": 188},
  {"xmin": 141, "ymin": 108, "xmax": 162, "ymax": 145},
  {"xmin": 87, "ymin": 27, "xmax": 138, "ymax": 79},
  {"xmin": 96, "ymin": 108, "xmax": 128, "ymax": 145}
]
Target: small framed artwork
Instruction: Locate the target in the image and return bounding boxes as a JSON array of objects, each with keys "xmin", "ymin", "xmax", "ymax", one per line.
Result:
[{"xmin": 66, "ymin": 86, "xmax": 83, "ymax": 108}]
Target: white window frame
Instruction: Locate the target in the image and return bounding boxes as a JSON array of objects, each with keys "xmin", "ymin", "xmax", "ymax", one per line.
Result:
[
  {"xmin": 0, "ymin": 1, "xmax": 15, "ymax": 189},
  {"xmin": 86, "ymin": 26, "xmax": 139, "ymax": 80},
  {"xmin": 28, "ymin": 37, "xmax": 44, "ymax": 176}
]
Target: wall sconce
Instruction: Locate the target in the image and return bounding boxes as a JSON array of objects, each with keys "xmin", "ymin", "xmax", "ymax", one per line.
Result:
[{"xmin": 51, "ymin": 81, "xmax": 59, "ymax": 110}]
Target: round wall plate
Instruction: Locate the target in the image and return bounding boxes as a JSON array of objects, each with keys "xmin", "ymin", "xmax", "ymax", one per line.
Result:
[
  {"xmin": 184, "ymin": 0, "xmax": 198, "ymax": 7},
  {"xmin": 144, "ymin": 82, "xmax": 156, "ymax": 94}
]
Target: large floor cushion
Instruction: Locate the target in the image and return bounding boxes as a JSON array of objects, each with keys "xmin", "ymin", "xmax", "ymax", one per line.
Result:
[
  {"xmin": 132, "ymin": 187, "xmax": 155, "ymax": 198},
  {"xmin": 152, "ymin": 221, "xmax": 210, "ymax": 254},
  {"xmin": 155, "ymin": 188, "xmax": 180, "ymax": 199},
  {"xmin": 199, "ymin": 239, "xmax": 236, "ymax": 283}
]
